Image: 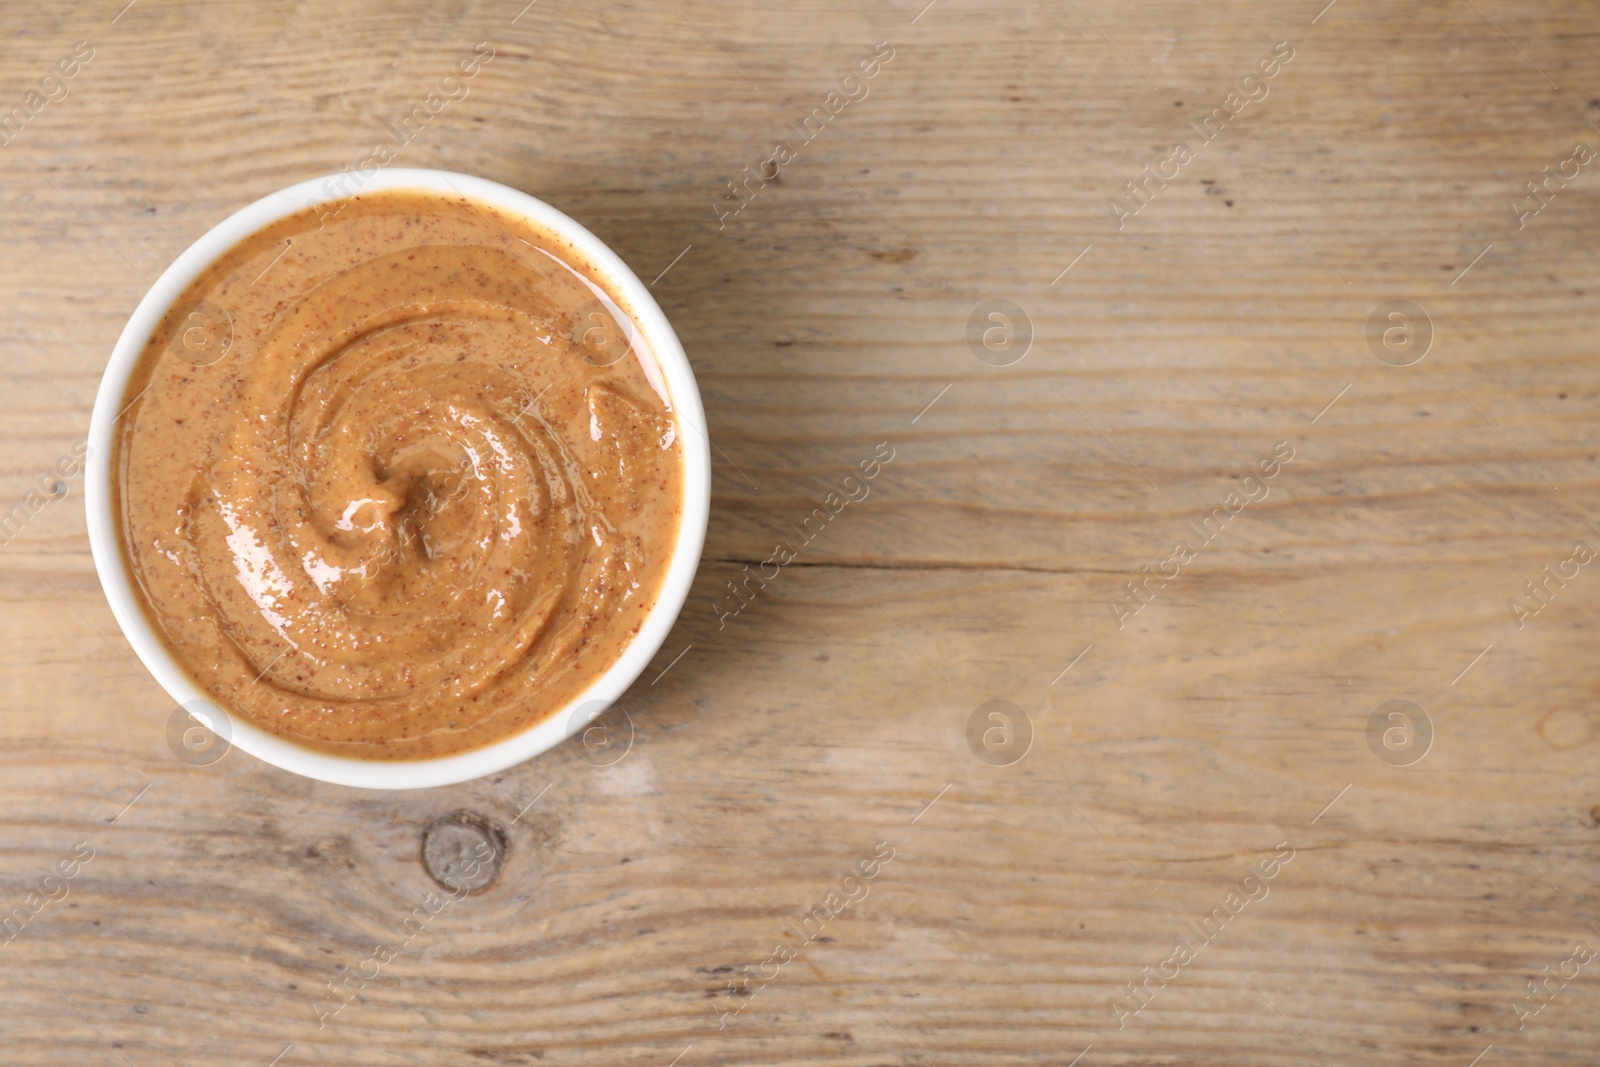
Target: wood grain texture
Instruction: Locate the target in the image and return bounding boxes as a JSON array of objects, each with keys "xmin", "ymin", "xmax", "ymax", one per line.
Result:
[{"xmin": 2, "ymin": 0, "xmax": 1599, "ymax": 1063}]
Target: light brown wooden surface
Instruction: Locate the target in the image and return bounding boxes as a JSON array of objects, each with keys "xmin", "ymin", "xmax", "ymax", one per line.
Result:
[{"xmin": 2, "ymin": 0, "xmax": 1599, "ymax": 1063}]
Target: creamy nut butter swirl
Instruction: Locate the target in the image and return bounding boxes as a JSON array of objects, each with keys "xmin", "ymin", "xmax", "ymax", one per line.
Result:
[{"xmin": 115, "ymin": 191, "xmax": 684, "ymax": 759}]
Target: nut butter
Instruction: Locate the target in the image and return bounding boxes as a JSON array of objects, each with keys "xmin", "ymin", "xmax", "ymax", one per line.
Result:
[{"xmin": 113, "ymin": 190, "xmax": 685, "ymax": 759}]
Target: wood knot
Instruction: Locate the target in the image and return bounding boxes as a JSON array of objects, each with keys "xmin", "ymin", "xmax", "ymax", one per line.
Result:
[{"xmin": 421, "ymin": 811, "xmax": 507, "ymax": 894}]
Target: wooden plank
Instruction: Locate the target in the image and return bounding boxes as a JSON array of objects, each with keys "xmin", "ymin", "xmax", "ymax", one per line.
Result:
[{"xmin": 1, "ymin": 0, "xmax": 1598, "ymax": 1063}]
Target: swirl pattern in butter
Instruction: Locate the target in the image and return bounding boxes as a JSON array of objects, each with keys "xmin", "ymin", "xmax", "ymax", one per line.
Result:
[{"xmin": 116, "ymin": 191, "xmax": 684, "ymax": 759}]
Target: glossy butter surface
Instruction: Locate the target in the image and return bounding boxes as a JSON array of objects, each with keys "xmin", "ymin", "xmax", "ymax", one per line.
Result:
[{"xmin": 115, "ymin": 191, "xmax": 684, "ymax": 759}]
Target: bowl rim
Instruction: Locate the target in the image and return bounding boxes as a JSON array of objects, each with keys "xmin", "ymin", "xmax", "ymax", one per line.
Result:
[{"xmin": 83, "ymin": 167, "xmax": 711, "ymax": 789}]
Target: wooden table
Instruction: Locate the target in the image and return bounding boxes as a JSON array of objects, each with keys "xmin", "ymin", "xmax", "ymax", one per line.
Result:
[{"xmin": 2, "ymin": 1, "xmax": 1597, "ymax": 1063}]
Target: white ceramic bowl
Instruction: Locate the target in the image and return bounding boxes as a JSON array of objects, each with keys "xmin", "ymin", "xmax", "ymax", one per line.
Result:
[{"xmin": 85, "ymin": 169, "xmax": 710, "ymax": 789}]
